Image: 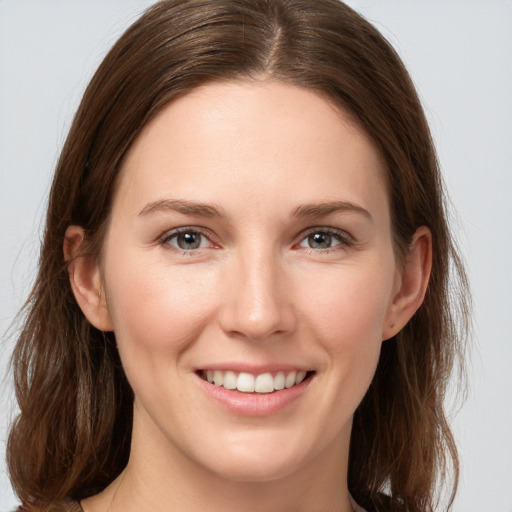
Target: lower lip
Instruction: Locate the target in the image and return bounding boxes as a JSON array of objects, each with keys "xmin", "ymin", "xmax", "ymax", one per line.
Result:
[{"xmin": 196, "ymin": 373, "xmax": 314, "ymax": 416}]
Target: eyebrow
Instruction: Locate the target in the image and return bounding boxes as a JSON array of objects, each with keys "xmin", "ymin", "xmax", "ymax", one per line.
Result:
[
  {"xmin": 138, "ymin": 198, "xmax": 373, "ymax": 222},
  {"xmin": 138, "ymin": 199, "xmax": 227, "ymax": 218},
  {"xmin": 292, "ymin": 201, "xmax": 373, "ymax": 222}
]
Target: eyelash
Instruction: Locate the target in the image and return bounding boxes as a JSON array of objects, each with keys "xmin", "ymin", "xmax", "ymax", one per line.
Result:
[
  {"xmin": 159, "ymin": 227, "xmax": 216, "ymax": 255},
  {"xmin": 297, "ymin": 227, "xmax": 354, "ymax": 254},
  {"xmin": 158, "ymin": 226, "xmax": 354, "ymax": 255}
]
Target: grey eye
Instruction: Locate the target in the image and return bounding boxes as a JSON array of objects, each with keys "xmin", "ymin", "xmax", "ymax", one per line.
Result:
[
  {"xmin": 300, "ymin": 232, "xmax": 342, "ymax": 250},
  {"xmin": 308, "ymin": 233, "xmax": 332, "ymax": 249},
  {"xmin": 168, "ymin": 231, "xmax": 206, "ymax": 250}
]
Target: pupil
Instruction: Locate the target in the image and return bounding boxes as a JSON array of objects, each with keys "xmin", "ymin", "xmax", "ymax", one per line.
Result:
[
  {"xmin": 178, "ymin": 232, "xmax": 201, "ymax": 249},
  {"xmin": 309, "ymin": 233, "xmax": 331, "ymax": 249}
]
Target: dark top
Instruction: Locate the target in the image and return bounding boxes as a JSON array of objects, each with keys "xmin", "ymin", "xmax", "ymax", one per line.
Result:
[{"xmin": 15, "ymin": 499, "xmax": 83, "ymax": 512}]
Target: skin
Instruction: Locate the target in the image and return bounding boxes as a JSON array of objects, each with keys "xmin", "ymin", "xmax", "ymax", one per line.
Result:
[{"xmin": 67, "ymin": 80, "xmax": 431, "ymax": 512}]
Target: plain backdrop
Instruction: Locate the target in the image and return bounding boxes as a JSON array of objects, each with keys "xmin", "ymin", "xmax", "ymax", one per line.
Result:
[{"xmin": 1, "ymin": 1, "xmax": 511, "ymax": 511}]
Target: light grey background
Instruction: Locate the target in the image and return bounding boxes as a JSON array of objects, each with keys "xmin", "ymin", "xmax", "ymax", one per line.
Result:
[{"xmin": 1, "ymin": 1, "xmax": 511, "ymax": 511}]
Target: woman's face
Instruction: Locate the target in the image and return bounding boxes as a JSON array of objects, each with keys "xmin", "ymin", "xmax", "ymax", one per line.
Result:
[{"xmin": 99, "ymin": 81, "xmax": 402, "ymax": 482}]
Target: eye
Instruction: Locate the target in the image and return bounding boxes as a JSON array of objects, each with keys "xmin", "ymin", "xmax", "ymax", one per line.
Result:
[
  {"xmin": 298, "ymin": 229, "xmax": 352, "ymax": 251},
  {"xmin": 161, "ymin": 228, "xmax": 212, "ymax": 251}
]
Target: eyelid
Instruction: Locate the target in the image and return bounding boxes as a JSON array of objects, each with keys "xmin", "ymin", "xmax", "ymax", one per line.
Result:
[
  {"xmin": 159, "ymin": 226, "xmax": 219, "ymax": 250},
  {"xmin": 295, "ymin": 226, "xmax": 355, "ymax": 251}
]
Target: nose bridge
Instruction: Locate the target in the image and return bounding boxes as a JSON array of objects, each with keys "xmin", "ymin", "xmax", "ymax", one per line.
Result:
[{"xmin": 219, "ymin": 241, "xmax": 294, "ymax": 340}]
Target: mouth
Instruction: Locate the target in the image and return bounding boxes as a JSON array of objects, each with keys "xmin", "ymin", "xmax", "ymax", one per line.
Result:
[{"xmin": 197, "ymin": 369, "xmax": 316, "ymax": 394}]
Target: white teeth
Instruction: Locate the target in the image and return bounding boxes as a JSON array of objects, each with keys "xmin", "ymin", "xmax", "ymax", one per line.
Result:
[
  {"xmin": 254, "ymin": 373, "xmax": 274, "ymax": 393},
  {"xmin": 213, "ymin": 370, "xmax": 224, "ymax": 386},
  {"xmin": 237, "ymin": 372, "xmax": 255, "ymax": 392},
  {"xmin": 295, "ymin": 371, "xmax": 307, "ymax": 385},
  {"xmin": 274, "ymin": 371, "xmax": 285, "ymax": 390},
  {"xmin": 285, "ymin": 371, "xmax": 297, "ymax": 388},
  {"xmin": 203, "ymin": 369, "xmax": 310, "ymax": 393},
  {"xmin": 223, "ymin": 371, "xmax": 237, "ymax": 390}
]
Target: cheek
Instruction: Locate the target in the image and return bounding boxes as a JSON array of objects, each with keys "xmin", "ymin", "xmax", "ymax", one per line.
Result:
[
  {"xmin": 296, "ymin": 257, "xmax": 396, "ymax": 396},
  {"xmin": 104, "ymin": 254, "xmax": 218, "ymax": 357},
  {"xmin": 297, "ymin": 260, "xmax": 396, "ymax": 347}
]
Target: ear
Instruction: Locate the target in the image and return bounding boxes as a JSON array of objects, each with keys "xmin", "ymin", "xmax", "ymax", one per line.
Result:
[
  {"xmin": 382, "ymin": 226, "xmax": 432, "ymax": 340},
  {"xmin": 64, "ymin": 225, "xmax": 114, "ymax": 332}
]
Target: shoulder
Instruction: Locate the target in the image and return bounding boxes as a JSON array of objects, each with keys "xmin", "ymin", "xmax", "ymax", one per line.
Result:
[{"xmin": 15, "ymin": 498, "xmax": 83, "ymax": 512}]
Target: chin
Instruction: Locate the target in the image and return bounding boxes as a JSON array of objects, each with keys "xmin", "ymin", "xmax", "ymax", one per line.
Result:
[
  {"xmin": 206, "ymin": 455, "xmax": 304, "ymax": 484},
  {"xmin": 190, "ymin": 429, "xmax": 324, "ymax": 484}
]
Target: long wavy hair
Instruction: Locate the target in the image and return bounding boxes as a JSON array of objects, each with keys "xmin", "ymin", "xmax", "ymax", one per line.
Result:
[{"xmin": 7, "ymin": 1, "xmax": 470, "ymax": 511}]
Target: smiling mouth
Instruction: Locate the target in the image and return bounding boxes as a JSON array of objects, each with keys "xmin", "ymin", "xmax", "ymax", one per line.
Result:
[{"xmin": 198, "ymin": 369, "xmax": 315, "ymax": 394}]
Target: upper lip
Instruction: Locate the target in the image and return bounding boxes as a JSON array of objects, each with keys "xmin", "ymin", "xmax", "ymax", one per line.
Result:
[{"xmin": 195, "ymin": 363, "xmax": 314, "ymax": 374}]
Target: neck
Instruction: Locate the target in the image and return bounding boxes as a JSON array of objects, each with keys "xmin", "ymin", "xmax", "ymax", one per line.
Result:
[{"xmin": 83, "ymin": 405, "xmax": 355, "ymax": 512}]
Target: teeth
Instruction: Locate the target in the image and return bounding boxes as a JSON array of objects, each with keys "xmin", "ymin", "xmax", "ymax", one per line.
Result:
[
  {"xmin": 202, "ymin": 369, "xmax": 310, "ymax": 393},
  {"xmin": 237, "ymin": 372, "xmax": 254, "ymax": 392},
  {"xmin": 254, "ymin": 373, "xmax": 274, "ymax": 393},
  {"xmin": 274, "ymin": 371, "xmax": 285, "ymax": 390},
  {"xmin": 223, "ymin": 371, "xmax": 237, "ymax": 390},
  {"xmin": 285, "ymin": 371, "xmax": 296, "ymax": 388},
  {"xmin": 295, "ymin": 371, "xmax": 307, "ymax": 385},
  {"xmin": 213, "ymin": 370, "xmax": 224, "ymax": 386}
]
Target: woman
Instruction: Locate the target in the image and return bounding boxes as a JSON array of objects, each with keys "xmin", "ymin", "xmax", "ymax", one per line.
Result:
[{"xmin": 7, "ymin": 1, "xmax": 469, "ymax": 511}]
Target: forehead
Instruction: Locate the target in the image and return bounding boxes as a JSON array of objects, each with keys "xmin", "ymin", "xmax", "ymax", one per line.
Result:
[{"xmin": 115, "ymin": 80, "xmax": 389, "ymax": 221}]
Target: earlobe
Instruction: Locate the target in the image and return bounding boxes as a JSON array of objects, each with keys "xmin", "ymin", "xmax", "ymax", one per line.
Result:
[
  {"xmin": 382, "ymin": 226, "xmax": 432, "ymax": 340},
  {"xmin": 64, "ymin": 225, "xmax": 114, "ymax": 332}
]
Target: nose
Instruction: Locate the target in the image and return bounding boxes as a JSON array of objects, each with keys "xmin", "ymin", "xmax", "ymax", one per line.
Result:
[{"xmin": 218, "ymin": 249, "xmax": 296, "ymax": 341}]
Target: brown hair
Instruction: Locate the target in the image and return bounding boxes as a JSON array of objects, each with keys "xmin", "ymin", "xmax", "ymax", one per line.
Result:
[{"xmin": 7, "ymin": 1, "xmax": 470, "ymax": 511}]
